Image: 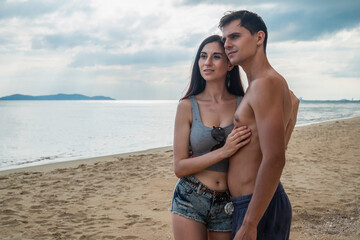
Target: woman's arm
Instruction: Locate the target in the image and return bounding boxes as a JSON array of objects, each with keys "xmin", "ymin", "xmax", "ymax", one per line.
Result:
[{"xmin": 173, "ymin": 99, "xmax": 251, "ymax": 178}]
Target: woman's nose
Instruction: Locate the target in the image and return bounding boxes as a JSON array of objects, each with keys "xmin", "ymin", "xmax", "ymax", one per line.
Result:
[{"xmin": 204, "ymin": 57, "xmax": 212, "ymax": 65}]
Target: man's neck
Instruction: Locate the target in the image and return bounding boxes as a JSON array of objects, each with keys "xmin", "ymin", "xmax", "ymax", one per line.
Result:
[{"xmin": 241, "ymin": 53, "xmax": 271, "ymax": 84}]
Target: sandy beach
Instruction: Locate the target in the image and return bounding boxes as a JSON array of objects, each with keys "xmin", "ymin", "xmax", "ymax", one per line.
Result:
[{"xmin": 0, "ymin": 117, "xmax": 359, "ymax": 240}]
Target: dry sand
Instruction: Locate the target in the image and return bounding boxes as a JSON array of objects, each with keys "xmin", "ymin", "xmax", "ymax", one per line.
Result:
[{"xmin": 0, "ymin": 117, "xmax": 359, "ymax": 240}]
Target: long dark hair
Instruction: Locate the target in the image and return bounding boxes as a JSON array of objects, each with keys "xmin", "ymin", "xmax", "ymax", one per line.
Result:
[{"xmin": 181, "ymin": 35, "xmax": 244, "ymax": 100}]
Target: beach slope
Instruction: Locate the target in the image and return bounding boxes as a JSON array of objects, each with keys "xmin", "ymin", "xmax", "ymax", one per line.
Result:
[{"xmin": 0, "ymin": 117, "xmax": 359, "ymax": 239}]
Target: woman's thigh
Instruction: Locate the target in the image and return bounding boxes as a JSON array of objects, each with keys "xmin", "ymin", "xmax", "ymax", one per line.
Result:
[
  {"xmin": 172, "ymin": 214, "xmax": 207, "ymax": 240},
  {"xmin": 208, "ymin": 231, "xmax": 232, "ymax": 240}
]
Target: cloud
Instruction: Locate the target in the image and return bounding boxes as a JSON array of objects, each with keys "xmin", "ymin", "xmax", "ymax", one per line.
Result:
[
  {"xmin": 0, "ymin": 35, "xmax": 11, "ymax": 46},
  {"xmin": 180, "ymin": 0, "xmax": 360, "ymax": 42},
  {"xmin": 267, "ymin": 3, "xmax": 360, "ymax": 41},
  {"xmin": 69, "ymin": 48, "xmax": 194, "ymax": 67},
  {"xmin": 0, "ymin": 0, "xmax": 359, "ymax": 100},
  {"xmin": 0, "ymin": 0, "xmax": 92, "ymax": 19},
  {"xmin": 32, "ymin": 33, "xmax": 94, "ymax": 49},
  {"xmin": 330, "ymin": 55, "xmax": 360, "ymax": 78},
  {"xmin": 178, "ymin": 32, "xmax": 209, "ymax": 48},
  {"xmin": 0, "ymin": 0, "xmax": 64, "ymax": 19},
  {"xmin": 265, "ymin": 25, "xmax": 360, "ymax": 99},
  {"xmin": 24, "ymin": 9, "xmax": 172, "ymax": 52}
]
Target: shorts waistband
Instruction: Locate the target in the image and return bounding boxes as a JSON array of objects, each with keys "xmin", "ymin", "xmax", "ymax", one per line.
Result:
[
  {"xmin": 230, "ymin": 182, "xmax": 285, "ymax": 208},
  {"xmin": 182, "ymin": 175, "xmax": 229, "ymax": 198}
]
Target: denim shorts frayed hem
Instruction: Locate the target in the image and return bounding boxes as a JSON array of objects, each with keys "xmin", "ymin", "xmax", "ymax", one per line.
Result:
[
  {"xmin": 171, "ymin": 211, "xmax": 231, "ymax": 232},
  {"xmin": 170, "ymin": 210, "xmax": 206, "ymax": 225}
]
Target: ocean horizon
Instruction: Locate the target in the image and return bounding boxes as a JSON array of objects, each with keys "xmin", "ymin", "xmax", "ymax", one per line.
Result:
[{"xmin": 0, "ymin": 100, "xmax": 359, "ymax": 171}]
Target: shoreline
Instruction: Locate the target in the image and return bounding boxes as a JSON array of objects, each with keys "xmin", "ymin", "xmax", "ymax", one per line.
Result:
[
  {"xmin": 295, "ymin": 115, "xmax": 360, "ymax": 127},
  {"xmin": 0, "ymin": 146, "xmax": 172, "ymax": 175},
  {"xmin": 1, "ymin": 115, "xmax": 360, "ymax": 174},
  {"xmin": 0, "ymin": 116, "xmax": 359, "ymax": 239}
]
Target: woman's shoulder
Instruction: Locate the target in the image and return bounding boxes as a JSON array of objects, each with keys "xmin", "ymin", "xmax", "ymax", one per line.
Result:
[
  {"xmin": 177, "ymin": 97, "xmax": 192, "ymax": 111},
  {"xmin": 175, "ymin": 98, "xmax": 193, "ymax": 124}
]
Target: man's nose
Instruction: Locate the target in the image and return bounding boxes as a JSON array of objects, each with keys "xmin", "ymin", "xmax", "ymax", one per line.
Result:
[{"xmin": 224, "ymin": 39, "xmax": 231, "ymax": 49}]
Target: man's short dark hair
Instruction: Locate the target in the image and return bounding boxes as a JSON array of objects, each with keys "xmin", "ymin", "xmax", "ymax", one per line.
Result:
[{"xmin": 219, "ymin": 10, "xmax": 268, "ymax": 52}]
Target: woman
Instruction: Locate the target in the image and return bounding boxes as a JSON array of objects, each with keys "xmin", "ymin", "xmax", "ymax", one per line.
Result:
[{"xmin": 171, "ymin": 35, "xmax": 252, "ymax": 240}]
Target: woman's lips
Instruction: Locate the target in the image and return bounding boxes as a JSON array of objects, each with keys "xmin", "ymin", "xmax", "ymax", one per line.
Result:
[{"xmin": 203, "ymin": 69, "xmax": 214, "ymax": 74}]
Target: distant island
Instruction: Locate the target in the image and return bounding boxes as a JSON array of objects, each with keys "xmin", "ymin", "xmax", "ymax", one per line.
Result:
[
  {"xmin": 299, "ymin": 98, "xmax": 360, "ymax": 103},
  {"xmin": 0, "ymin": 94, "xmax": 115, "ymax": 101}
]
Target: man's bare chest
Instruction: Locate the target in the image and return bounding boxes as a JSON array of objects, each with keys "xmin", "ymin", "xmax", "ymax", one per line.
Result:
[{"xmin": 234, "ymin": 97, "xmax": 255, "ymax": 128}]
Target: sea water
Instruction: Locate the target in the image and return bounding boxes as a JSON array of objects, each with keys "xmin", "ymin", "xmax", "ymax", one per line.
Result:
[{"xmin": 0, "ymin": 100, "xmax": 359, "ymax": 170}]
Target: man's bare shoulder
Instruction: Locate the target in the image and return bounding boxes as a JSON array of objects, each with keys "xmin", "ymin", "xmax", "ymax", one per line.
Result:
[{"xmin": 248, "ymin": 75, "xmax": 285, "ymax": 99}]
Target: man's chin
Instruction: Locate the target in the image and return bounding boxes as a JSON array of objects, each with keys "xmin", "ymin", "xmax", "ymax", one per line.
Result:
[{"xmin": 229, "ymin": 57, "xmax": 239, "ymax": 65}]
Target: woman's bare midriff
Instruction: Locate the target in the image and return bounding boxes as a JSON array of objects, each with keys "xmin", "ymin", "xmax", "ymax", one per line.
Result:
[{"xmin": 194, "ymin": 170, "xmax": 228, "ymax": 191}]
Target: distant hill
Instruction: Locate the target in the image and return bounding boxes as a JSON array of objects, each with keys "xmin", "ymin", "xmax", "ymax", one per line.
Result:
[
  {"xmin": 0, "ymin": 94, "xmax": 115, "ymax": 101},
  {"xmin": 299, "ymin": 98, "xmax": 360, "ymax": 103}
]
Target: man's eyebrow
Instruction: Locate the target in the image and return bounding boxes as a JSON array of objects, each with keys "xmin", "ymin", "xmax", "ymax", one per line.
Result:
[
  {"xmin": 228, "ymin": 32, "xmax": 240, "ymax": 37},
  {"xmin": 222, "ymin": 32, "xmax": 240, "ymax": 41}
]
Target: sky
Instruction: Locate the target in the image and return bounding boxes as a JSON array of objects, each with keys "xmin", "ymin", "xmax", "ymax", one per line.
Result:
[{"xmin": 0, "ymin": 0, "xmax": 359, "ymax": 100}]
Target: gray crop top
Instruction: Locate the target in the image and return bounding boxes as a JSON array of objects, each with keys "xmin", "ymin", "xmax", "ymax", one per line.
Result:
[{"xmin": 189, "ymin": 95, "xmax": 242, "ymax": 172}]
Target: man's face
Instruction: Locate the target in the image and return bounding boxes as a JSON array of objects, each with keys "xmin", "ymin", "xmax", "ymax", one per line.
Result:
[{"xmin": 222, "ymin": 20, "xmax": 258, "ymax": 66}]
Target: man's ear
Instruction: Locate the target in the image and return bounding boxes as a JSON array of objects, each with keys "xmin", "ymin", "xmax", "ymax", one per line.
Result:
[{"xmin": 256, "ymin": 31, "xmax": 265, "ymax": 46}]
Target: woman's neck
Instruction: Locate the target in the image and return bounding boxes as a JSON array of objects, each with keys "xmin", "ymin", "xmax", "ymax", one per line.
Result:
[{"xmin": 200, "ymin": 81, "xmax": 231, "ymax": 102}]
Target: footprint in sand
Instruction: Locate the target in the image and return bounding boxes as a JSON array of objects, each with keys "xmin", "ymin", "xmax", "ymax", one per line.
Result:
[
  {"xmin": 139, "ymin": 217, "xmax": 159, "ymax": 227},
  {"xmin": 124, "ymin": 214, "xmax": 140, "ymax": 226},
  {"xmin": 124, "ymin": 221, "xmax": 136, "ymax": 226},
  {"xmin": 102, "ymin": 235, "xmax": 117, "ymax": 239},
  {"xmin": 2, "ymin": 209, "xmax": 17, "ymax": 215},
  {"xmin": 0, "ymin": 176, "xmax": 9, "ymax": 181},
  {"xmin": 120, "ymin": 236, "xmax": 138, "ymax": 240},
  {"xmin": 2, "ymin": 219, "xmax": 20, "ymax": 226}
]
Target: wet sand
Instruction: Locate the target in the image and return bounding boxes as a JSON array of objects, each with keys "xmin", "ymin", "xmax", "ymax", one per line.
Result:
[{"xmin": 0, "ymin": 117, "xmax": 359, "ymax": 239}]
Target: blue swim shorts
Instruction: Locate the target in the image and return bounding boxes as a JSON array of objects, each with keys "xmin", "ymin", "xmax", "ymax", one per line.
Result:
[
  {"xmin": 170, "ymin": 175, "xmax": 232, "ymax": 232},
  {"xmin": 231, "ymin": 182, "xmax": 292, "ymax": 239}
]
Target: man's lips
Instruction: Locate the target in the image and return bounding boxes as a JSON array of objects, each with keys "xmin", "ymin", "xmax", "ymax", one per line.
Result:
[{"xmin": 227, "ymin": 50, "xmax": 237, "ymax": 57}]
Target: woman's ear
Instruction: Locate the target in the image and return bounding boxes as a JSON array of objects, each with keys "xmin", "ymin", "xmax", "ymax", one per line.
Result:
[{"xmin": 228, "ymin": 62, "xmax": 234, "ymax": 71}]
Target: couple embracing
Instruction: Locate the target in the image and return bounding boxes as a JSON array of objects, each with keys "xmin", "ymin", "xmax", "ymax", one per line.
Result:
[{"xmin": 170, "ymin": 10, "xmax": 299, "ymax": 240}]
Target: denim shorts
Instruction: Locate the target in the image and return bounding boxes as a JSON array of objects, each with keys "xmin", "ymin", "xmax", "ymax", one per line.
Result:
[{"xmin": 170, "ymin": 175, "xmax": 232, "ymax": 232}]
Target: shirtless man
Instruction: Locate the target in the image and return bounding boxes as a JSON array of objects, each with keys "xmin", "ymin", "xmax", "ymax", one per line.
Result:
[{"xmin": 219, "ymin": 10, "xmax": 299, "ymax": 239}]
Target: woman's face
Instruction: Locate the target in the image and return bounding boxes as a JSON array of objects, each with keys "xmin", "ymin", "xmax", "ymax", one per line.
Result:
[{"xmin": 198, "ymin": 42, "xmax": 232, "ymax": 82}]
